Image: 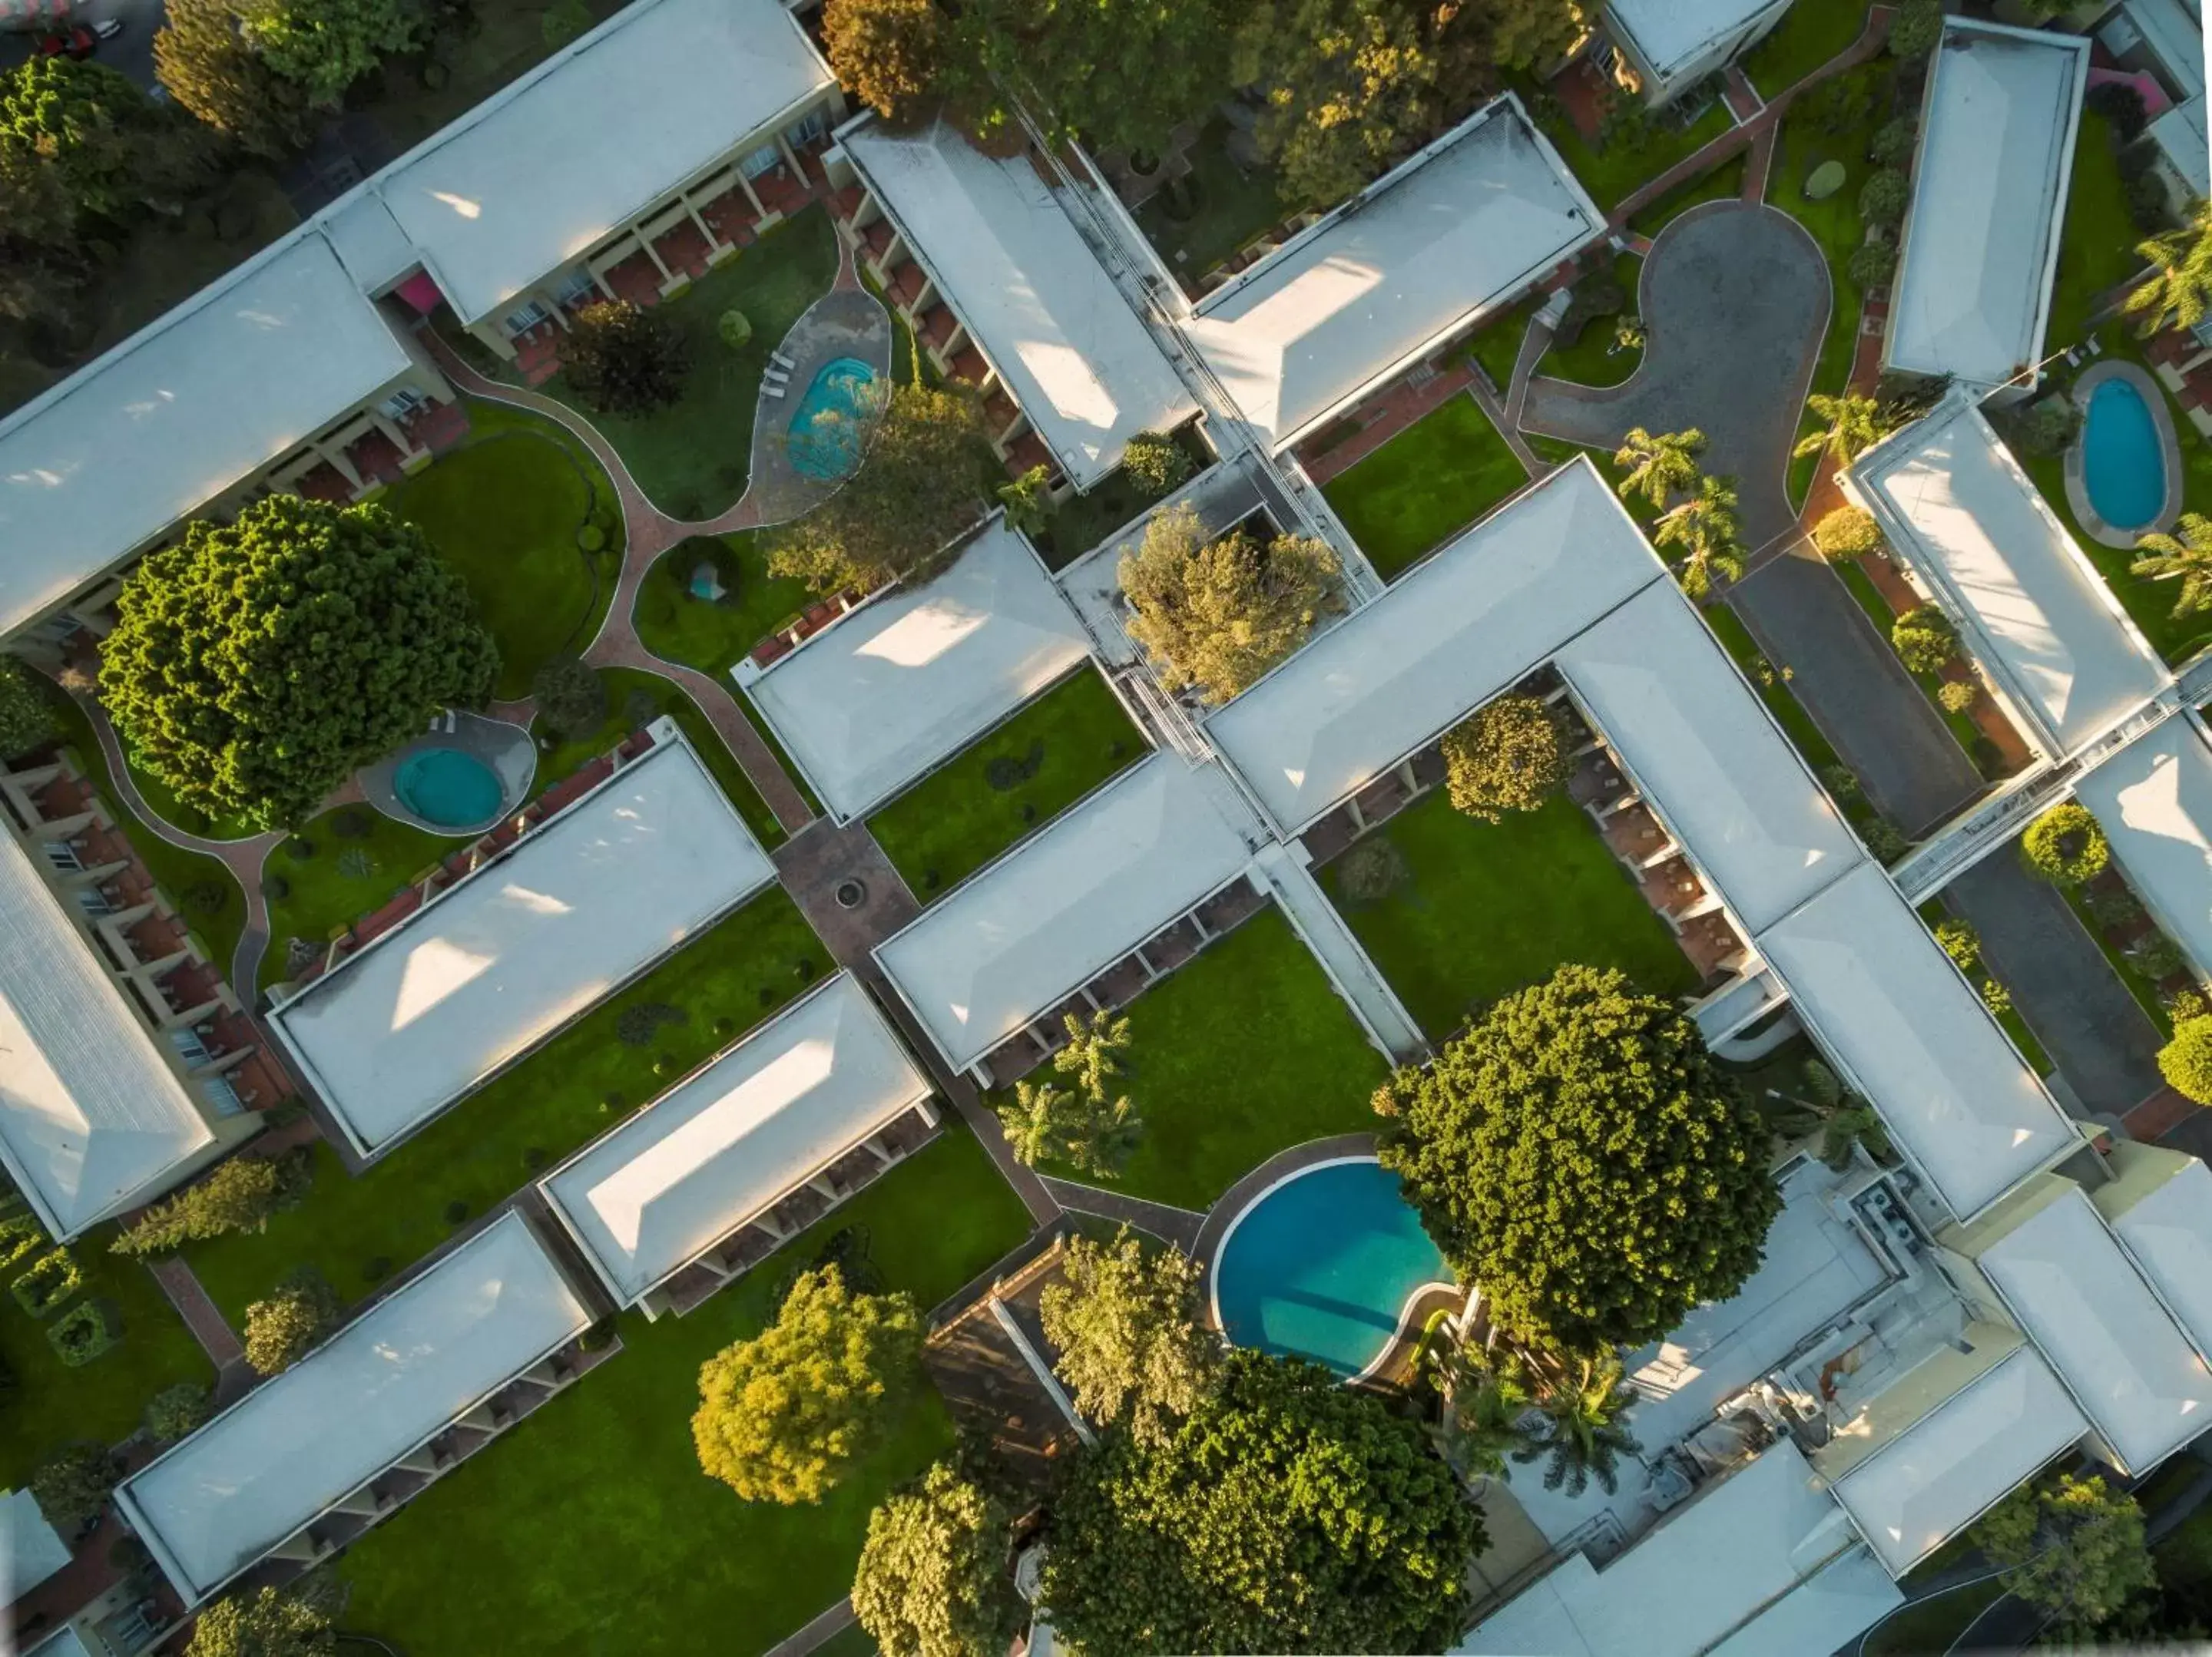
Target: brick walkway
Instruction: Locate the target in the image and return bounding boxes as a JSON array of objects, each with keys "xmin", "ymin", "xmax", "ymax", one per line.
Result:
[
  {"xmin": 1297, "ymin": 360, "xmax": 1481, "ymax": 485},
  {"xmin": 147, "ymin": 1255, "xmax": 243, "ymax": 1368}
]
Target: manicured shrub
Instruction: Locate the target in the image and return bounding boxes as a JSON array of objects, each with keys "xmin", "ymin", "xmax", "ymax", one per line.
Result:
[
  {"xmin": 2160, "ymin": 1020, "xmax": 2212, "ymax": 1104},
  {"xmin": 0, "ymin": 657, "xmax": 55, "ymax": 760},
  {"xmin": 444, "ymin": 1199, "xmax": 469, "ymax": 1225},
  {"xmin": 1862, "ymin": 819, "xmax": 1908, "ymax": 862},
  {"xmin": 2129, "ymin": 931, "xmax": 2187, "ymax": 981},
  {"xmin": 1888, "ymin": 0, "xmax": 1940, "ymax": 59},
  {"xmin": 578, "ymin": 524, "xmax": 607, "ymax": 554},
  {"xmin": 12, "ymin": 1247, "xmax": 82, "ymax": 1318},
  {"xmin": 2089, "ymin": 81, "xmax": 2149, "ymax": 144},
  {"xmin": 1848, "ymin": 240, "xmax": 1898, "ymax": 289},
  {"xmin": 1938, "ymin": 679, "xmax": 1977, "ymax": 715},
  {"xmin": 1820, "ymin": 763, "xmax": 1863, "ymax": 803},
  {"xmin": 0, "ymin": 1211, "xmax": 46, "ymax": 1272},
  {"xmin": 1859, "ymin": 168, "xmax": 1909, "ymax": 228},
  {"xmin": 1442, "ymin": 694, "xmax": 1571, "ymax": 824},
  {"xmin": 531, "ymin": 654, "xmax": 607, "ymax": 739},
  {"xmin": 1336, "ymin": 835, "xmax": 1409, "ymax": 905},
  {"xmin": 2090, "ymin": 887, "xmax": 2147, "ymax": 930},
  {"xmin": 1812, "ymin": 505, "xmax": 1883, "ymax": 562},
  {"xmin": 1123, "ymin": 428, "xmax": 1195, "ymax": 499},
  {"xmin": 46, "ymin": 1299, "xmax": 118, "ymax": 1367},
  {"xmin": 332, "ymin": 805, "xmax": 373, "ymax": 838},
  {"xmin": 2021, "ymin": 802, "xmax": 2110, "ymax": 886},
  {"xmin": 261, "ymin": 873, "xmax": 290, "ymax": 902},
  {"xmin": 615, "ymin": 1000, "xmax": 684, "ymax": 1048},
  {"xmin": 336, "ymin": 847, "xmax": 373, "ymax": 880},
  {"xmin": 1982, "ymin": 979, "xmax": 2013, "ymax": 1018},
  {"xmin": 1869, "ymin": 116, "xmax": 1917, "ymax": 169},
  {"xmin": 1935, "ymin": 918, "xmax": 1981, "ymax": 975},
  {"xmin": 1891, "ymin": 604, "xmax": 1957, "ymax": 674},
  {"xmin": 718, "ymin": 308, "xmax": 752, "ymax": 350},
  {"xmin": 243, "ymin": 1267, "xmax": 342, "ymax": 1376},
  {"xmin": 2126, "ymin": 169, "xmax": 2170, "ymax": 234},
  {"xmin": 2012, "ymin": 398, "xmax": 2081, "ymax": 458}
]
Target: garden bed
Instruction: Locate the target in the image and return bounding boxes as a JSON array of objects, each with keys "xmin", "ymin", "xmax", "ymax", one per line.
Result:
[
  {"xmin": 258, "ymin": 809, "xmax": 468, "ymax": 992},
  {"xmin": 1320, "ymin": 395, "xmax": 1528, "ymax": 579},
  {"xmin": 1131, "ymin": 118, "xmax": 1290, "ymax": 289},
  {"xmin": 631, "ymin": 531, "xmax": 814, "ymax": 683}
]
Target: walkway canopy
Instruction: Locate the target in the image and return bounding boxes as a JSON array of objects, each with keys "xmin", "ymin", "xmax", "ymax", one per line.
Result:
[
  {"xmin": 116, "ymin": 1212, "xmax": 593, "ymax": 1606},
  {"xmin": 1184, "ymin": 97, "xmax": 1601, "ymax": 450},
  {"xmin": 874, "ymin": 752, "xmax": 1257, "ymax": 1072},
  {"xmin": 540, "ymin": 973, "xmax": 932, "ymax": 1305},
  {"xmin": 1205, "ymin": 461, "xmax": 1661, "ymax": 835},
  {"xmin": 1853, "ymin": 399, "xmax": 2167, "ymax": 756},
  {"xmin": 841, "ymin": 121, "xmax": 1196, "ymax": 490},
  {"xmin": 744, "ymin": 520, "xmax": 1093, "ymax": 821},
  {"xmin": 1755, "ymin": 862, "xmax": 2077, "ymax": 1220},
  {"xmin": 0, "ymin": 833, "xmax": 216, "ymax": 1241},
  {"xmin": 1885, "ymin": 18, "xmax": 2088, "ymax": 388},
  {"xmin": 270, "ymin": 735, "xmax": 773, "ymax": 1159},
  {"xmin": 2075, "ymin": 716, "xmax": 2212, "ymax": 981}
]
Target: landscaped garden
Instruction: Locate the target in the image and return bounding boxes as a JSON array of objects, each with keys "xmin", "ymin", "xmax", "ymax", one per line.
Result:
[
  {"xmin": 1535, "ymin": 252, "xmax": 1647, "ymax": 389},
  {"xmin": 2045, "ymin": 108, "xmax": 2143, "ymax": 353},
  {"xmin": 1324, "ymin": 788, "xmax": 1699, "ymax": 1040},
  {"xmin": 1320, "ymin": 395, "xmax": 1528, "ymax": 579},
  {"xmin": 868, "ymin": 668, "xmax": 1144, "ymax": 899},
  {"xmin": 1740, "ymin": 0, "xmax": 1872, "ymax": 101},
  {"xmin": 631, "ymin": 531, "xmax": 816, "ymax": 681},
  {"xmin": 257, "ymin": 807, "xmax": 468, "ymax": 991},
  {"xmin": 1132, "ymin": 119, "xmax": 1290, "ymax": 286},
  {"xmin": 337, "ymin": 1126, "xmax": 1031, "ymax": 1657},
  {"xmin": 1626, "ymin": 155, "xmax": 1746, "ymax": 239},
  {"xmin": 1521, "ymin": 84, "xmax": 1732, "ymax": 213},
  {"xmin": 1832, "ymin": 559, "xmax": 2002, "ymax": 779},
  {"xmin": 543, "ymin": 209, "xmax": 842, "ymax": 519},
  {"xmin": 1039, "ymin": 425, "xmax": 1214, "ymax": 571},
  {"xmin": 1033, "ymin": 908, "xmax": 1389, "ymax": 1211},
  {"xmin": 384, "ymin": 402, "xmax": 621, "ymax": 700},
  {"xmin": 190, "ymin": 888, "xmax": 826, "ymax": 1323}
]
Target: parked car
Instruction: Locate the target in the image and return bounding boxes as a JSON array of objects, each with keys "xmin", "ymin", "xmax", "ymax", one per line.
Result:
[
  {"xmin": 91, "ymin": 17, "xmax": 121, "ymax": 38},
  {"xmin": 35, "ymin": 23, "xmax": 94, "ymax": 55}
]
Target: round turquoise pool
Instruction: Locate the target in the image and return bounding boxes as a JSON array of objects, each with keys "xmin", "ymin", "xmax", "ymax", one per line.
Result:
[
  {"xmin": 1212, "ymin": 1159, "xmax": 1450, "ymax": 1381},
  {"xmin": 786, "ymin": 356, "xmax": 879, "ymax": 481},
  {"xmin": 392, "ymin": 746, "xmax": 504, "ymax": 828},
  {"xmin": 2083, "ymin": 377, "xmax": 2167, "ymax": 533}
]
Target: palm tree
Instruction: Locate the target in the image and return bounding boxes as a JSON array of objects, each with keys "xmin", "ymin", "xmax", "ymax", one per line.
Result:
[
  {"xmin": 1820, "ymin": 1102, "xmax": 1894, "ymax": 1172},
  {"xmin": 996, "ymin": 1079, "xmax": 1068, "ymax": 1168},
  {"xmin": 1760, "ymin": 1058, "xmax": 1895, "ymax": 1171},
  {"xmin": 1513, "ymin": 1353, "xmax": 1641, "ymax": 1498},
  {"xmin": 1613, "ymin": 427, "xmax": 1705, "ymax": 511},
  {"xmin": 2132, "ymin": 513, "xmax": 2212, "ymax": 620},
  {"xmin": 1053, "ymin": 1008, "xmax": 1132, "ymax": 1102},
  {"xmin": 1431, "ymin": 1346, "xmax": 1539, "ymax": 1483},
  {"xmin": 1654, "ymin": 475, "xmax": 1746, "ymax": 598},
  {"xmin": 2126, "ymin": 200, "xmax": 2212, "ymax": 339},
  {"xmin": 1793, "ymin": 392, "xmax": 1886, "ymax": 471}
]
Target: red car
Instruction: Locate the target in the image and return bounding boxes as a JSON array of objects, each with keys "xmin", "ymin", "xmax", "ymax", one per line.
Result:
[{"xmin": 35, "ymin": 23, "xmax": 94, "ymax": 56}]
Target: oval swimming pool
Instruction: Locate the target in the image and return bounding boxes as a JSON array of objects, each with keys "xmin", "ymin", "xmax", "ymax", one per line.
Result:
[
  {"xmin": 786, "ymin": 356, "xmax": 879, "ymax": 482},
  {"xmin": 393, "ymin": 746, "xmax": 503, "ymax": 828},
  {"xmin": 2082, "ymin": 377, "xmax": 2167, "ymax": 533},
  {"xmin": 1212, "ymin": 1158, "xmax": 1450, "ymax": 1381}
]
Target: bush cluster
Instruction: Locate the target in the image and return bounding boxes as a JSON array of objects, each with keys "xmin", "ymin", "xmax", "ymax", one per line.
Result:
[{"xmin": 2020, "ymin": 803, "xmax": 2110, "ymax": 886}]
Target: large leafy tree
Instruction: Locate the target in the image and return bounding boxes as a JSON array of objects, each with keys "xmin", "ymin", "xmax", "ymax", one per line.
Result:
[
  {"xmin": 1973, "ymin": 1473, "xmax": 2155, "ymax": 1639},
  {"xmin": 2161, "ymin": 1017, "xmax": 2212, "ymax": 1104},
  {"xmin": 0, "ymin": 57, "xmax": 194, "ymax": 225},
  {"xmin": 243, "ymin": 1265, "xmax": 343, "ymax": 1376},
  {"xmin": 823, "ymin": 0, "xmax": 945, "ymax": 122},
  {"xmin": 185, "ymin": 1574, "xmax": 348, "ymax": 1657},
  {"xmin": 1039, "ymin": 1349, "xmax": 1479, "ymax": 1654},
  {"xmin": 1485, "ymin": 0, "xmax": 1585, "ymax": 68},
  {"xmin": 853, "ymin": 1460, "xmax": 1025, "ymax": 1657},
  {"xmin": 1441, "ymin": 693, "xmax": 1570, "ymax": 824},
  {"xmin": 0, "ymin": 657, "xmax": 54, "ymax": 759},
  {"xmin": 114, "ymin": 1153, "xmax": 302, "ymax": 1257},
  {"xmin": 692, "ymin": 1266, "xmax": 924, "ymax": 1504},
  {"xmin": 1119, "ymin": 501, "xmax": 1342, "ymax": 703},
  {"xmin": 1231, "ymin": 0, "xmax": 1439, "ymax": 207},
  {"xmin": 31, "ymin": 1441, "xmax": 118, "ymax": 1532},
  {"xmin": 2134, "ymin": 511, "xmax": 2212, "ymax": 620},
  {"xmin": 241, "ymin": 0, "xmax": 426, "ymax": 105},
  {"xmin": 995, "ymin": 1077, "xmax": 1141, "ymax": 1179},
  {"xmin": 959, "ymin": 0, "xmax": 1234, "ymax": 160},
  {"xmin": 1377, "ymin": 963, "xmax": 1780, "ymax": 1354},
  {"xmin": 1038, "ymin": 1226, "xmax": 1220, "ymax": 1444},
  {"xmin": 561, "ymin": 300, "xmax": 689, "ymax": 415},
  {"xmin": 769, "ymin": 382, "xmax": 991, "ymax": 594},
  {"xmin": 99, "ymin": 494, "xmax": 498, "ymax": 829},
  {"xmin": 2127, "ymin": 199, "xmax": 2212, "ymax": 339},
  {"xmin": 157, "ymin": 0, "xmax": 313, "ymax": 159}
]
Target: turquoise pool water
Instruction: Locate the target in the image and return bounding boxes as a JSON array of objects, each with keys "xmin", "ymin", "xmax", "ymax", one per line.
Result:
[
  {"xmin": 1213, "ymin": 1159, "xmax": 1449, "ymax": 1380},
  {"xmin": 393, "ymin": 746, "xmax": 503, "ymax": 828},
  {"xmin": 786, "ymin": 356, "xmax": 879, "ymax": 481},
  {"xmin": 2083, "ymin": 378, "xmax": 2166, "ymax": 532}
]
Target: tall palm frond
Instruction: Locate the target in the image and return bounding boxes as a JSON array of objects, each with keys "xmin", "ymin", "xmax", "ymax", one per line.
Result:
[
  {"xmin": 2132, "ymin": 512, "xmax": 2212, "ymax": 620},
  {"xmin": 2126, "ymin": 200, "xmax": 2212, "ymax": 339},
  {"xmin": 1613, "ymin": 426, "xmax": 1706, "ymax": 511},
  {"xmin": 1654, "ymin": 475, "xmax": 1745, "ymax": 597},
  {"xmin": 1512, "ymin": 1353, "xmax": 1642, "ymax": 1499},
  {"xmin": 1432, "ymin": 1347, "xmax": 1538, "ymax": 1483},
  {"xmin": 1792, "ymin": 392, "xmax": 1885, "ymax": 470}
]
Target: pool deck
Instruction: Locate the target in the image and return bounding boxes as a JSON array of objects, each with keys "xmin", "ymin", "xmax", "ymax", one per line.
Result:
[
  {"xmin": 359, "ymin": 709, "xmax": 537, "ymax": 834},
  {"xmin": 2065, "ymin": 359, "xmax": 2182, "ymax": 550},
  {"xmin": 743, "ymin": 287, "xmax": 894, "ymax": 529}
]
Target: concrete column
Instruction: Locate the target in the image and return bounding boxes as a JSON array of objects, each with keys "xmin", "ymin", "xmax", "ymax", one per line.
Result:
[
  {"xmin": 737, "ymin": 167, "xmax": 769, "ymax": 220},
  {"xmin": 685, "ymin": 198, "xmax": 724, "ymax": 253},
  {"xmin": 395, "ymin": 1446, "xmax": 447, "ymax": 1476},
  {"xmin": 330, "ymin": 1487, "xmax": 386, "ymax": 1519},
  {"xmin": 806, "ymin": 1174, "xmax": 841, "ymax": 1202},
  {"xmin": 270, "ymin": 1530, "xmax": 326, "ymax": 1564},
  {"xmin": 369, "ymin": 408, "xmax": 415, "ymax": 455},
  {"xmin": 916, "ymin": 1098, "xmax": 940, "ymax": 1129},
  {"xmin": 863, "ymin": 1136, "xmax": 894, "ymax": 1168},
  {"xmin": 458, "ymin": 1401, "xmax": 508, "ymax": 1433},
  {"xmin": 316, "ymin": 440, "xmax": 364, "ymax": 491},
  {"xmin": 749, "ymin": 1212, "xmax": 788, "ymax": 1242},
  {"xmin": 637, "ymin": 230, "xmax": 674, "ymax": 284}
]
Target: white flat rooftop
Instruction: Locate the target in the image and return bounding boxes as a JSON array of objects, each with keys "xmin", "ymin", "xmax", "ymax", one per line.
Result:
[
  {"xmin": 1558, "ymin": 582, "xmax": 1866, "ymax": 934},
  {"xmin": 1608, "ymin": 0, "xmax": 1786, "ymax": 82},
  {"xmin": 541, "ymin": 974, "xmax": 931, "ymax": 1305},
  {"xmin": 115, "ymin": 1211, "xmax": 592, "ymax": 1604},
  {"xmin": 1981, "ymin": 1182, "xmax": 2212, "ymax": 1473},
  {"xmin": 745, "ymin": 521, "xmax": 1092, "ymax": 820},
  {"xmin": 1755, "ymin": 862, "xmax": 2077, "ymax": 1221},
  {"xmin": 376, "ymin": 0, "xmax": 833, "ymax": 325},
  {"xmin": 3, "ymin": 1486, "xmax": 68, "ymax": 1603},
  {"xmin": 2101, "ymin": 1154, "xmax": 2212, "ymax": 1369},
  {"xmin": 1205, "ymin": 460, "xmax": 1662, "ymax": 834},
  {"xmin": 875, "ymin": 752, "xmax": 1257, "ymax": 1071},
  {"xmin": 2076, "ymin": 716, "xmax": 2212, "ymax": 981},
  {"xmin": 1886, "ymin": 19, "xmax": 2088, "ymax": 386},
  {"xmin": 0, "ymin": 233, "xmax": 411, "ymax": 638},
  {"xmin": 1830, "ymin": 1344, "xmax": 2088, "ymax": 1576},
  {"xmin": 841, "ymin": 121, "xmax": 1195, "ymax": 490},
  {"xmin": 2152, "ymin": 95, "xmax": 2212, "ymax": 200},
  {"xmin": 0, "ymin": 832, "xmax": 215, "ymax": 1242},
  {"xmin": 1184, "ymin": 97, "xmax": 1602, "ymax": 449},
  {"xmin": 1459, "ymin": 1440, "xmax": 1883, "ymax": 1657},
  {"xmin": 1854, "ymin": 401, "xmax": 2167, "ymax": 756},
  {"xmin": 270, "ymin": 736, "xmax": 774, "ymax": 1158}
]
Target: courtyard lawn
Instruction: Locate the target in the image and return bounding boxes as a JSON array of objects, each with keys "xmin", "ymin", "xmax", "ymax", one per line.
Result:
[
  {"xmin": 631, "ymin": 530, "xmax": 815, "ymax": 681},
  {"xmin": 1467, "ymin": 301, "xmax": 1535, "ymax": 394},
  {"xmin": 1037, "ymin": 908, "xmax": 1390, "ymax": 1212},
  {"xmin": 1625, "ymin": 155, "xmax": 1746, "ymax": 240},
  {"xmin": 547, "ymin": 209, "xmax": 842, "ymax": 520},
  {"xmin": 1325, "ymin": 789, "xmax": 1700, "ymax": 1040},
  {"xmin": 43, "ymin": 691, "xmax": 247, "ymax": 973},
  {"xmin": 0, "ymin": 1237, "xmax": 214, "ymax": 1487},
  {"xmin": 1041, "ymin": 426, "xmax": 1214, "ymax": 571},
  {"xmin": 868, "ymin": 668, "xmax": 1144, "ymax": 899},
  {"xmin": 257, "ymin": 809, "xmax": 468, "ymax": 992},
  {"xmin": 1320, "ymin": 395, "xmax": 1528, "ymax": 579},
  {"xmin": 1525, "ymin": 88, "xmax": 1732, "ymax": 213},
  {"xmin": 1538, "ymin": 253, "xmax": 1648, "ymax": 389},
  {"xmin": 1133, "ymin": 119, "xmax": 1288, "ymax": 285},
  {"xmin": 1741, "ymin": 0, "xmax": 1873, "ymax": 101},
  {"xmin": 338, "ymin": 1126, "xmax": 1031, "ymax": 1657},
  {"xmin": 189, "ymin": 888, "xmax": 826, "ymax": 1323},
  {"xmin": 2046, "ymin": 112, "xmax": 2141, "ymax": 352},
  {"xmin": 385, "ymin": 404, "xmax": 619, "ymax": 700}
]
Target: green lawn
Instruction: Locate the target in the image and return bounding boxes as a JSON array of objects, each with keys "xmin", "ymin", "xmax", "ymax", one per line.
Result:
[
  {"xmin": 1035, "ymin": 908, "xmax": 1390, "ymax": 1211},
  {"xmin": 1041, "ymin": 426, "xmax": 1214, "ymax": 571},
  {"xmin": 1323, "ymin": 789, "xmax": 1700, "ymax": 1040},
  {"xmin": 385, "ymin": 405, "xmax": 619, "ymax": 700},
  {"xmin": 258, "ymin": 809, "xmax": 468, "ymax": 991},
  {"xmin": 545, "ymin": 209, "xmax": 842, "ymax": 520},
  {"xmin": 1467, "ymin": 301, "xmax": 1535, "ymax": 395},
  {"xmin": 1526, "ymin": 88, "xmax": 1732, "ymax": 213},
  {"xmin": 1134, "ymin": 118, "xmax": 1289, "ymax": 283},
  {"xmin": 1625, "ymin": 155, "xmax": 1745, "ymax": 239},
  {"xmin": 0, "ymin": 1232, "xmax": 214, "ymax": 1487},
  {"xmin": 1321, "ymin": 395, "xmax": 1528, "ymax": 578},
  {"xmin": 2047, "ymin": 113, "xmax": 2141, "ymax": 352},
  {"xmin": 1538, "ymin": 253, "xmax": 1647, "ymax": 389},
  {"xmin": 1741, "ymin": 1, "xmax": 1873, "ymax": 101},
  {"xmin": 190, "ymin": 888, "xmax": 825, "ymax": 1322},
  {"xmin": 869, "ymin": 669, "xmax": 1144, "ymax": 899},
  {"xmin": 339, "ymin": 1126, "xmax": 1030, "ymax": 1657},
  {"xmin": 631, "ymin": 531, "xmax": 815, "ymax": 682},
  {"xmin": 121, "ymin": 753, "xmax": 257, "ymax": 843},
  {"xmin": 42, "ymin": 690, "xmax": 247, "ymax": 973}
]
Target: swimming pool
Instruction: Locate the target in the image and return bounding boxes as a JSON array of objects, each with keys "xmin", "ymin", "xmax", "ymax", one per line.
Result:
[
  {"xmin": 393, "ymin": 746, "xmax": 504, "ymax": 828},
  {"xmin": 1211, "ymin": 1158, "xmax": 1451, "ymax": 1381},
  {"xmin": 786, "ymin": 356, "xmax": 879, "ymax": 481},
  {"xmin": 2082, "ymin": 377, "xmax": 2167, "ymax": 533}
]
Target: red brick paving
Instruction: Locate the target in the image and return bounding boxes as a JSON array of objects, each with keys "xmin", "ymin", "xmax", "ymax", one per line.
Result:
[{"xmin": 1296, "ymin": 362, "xmax": 1481, "ymax": 485}]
